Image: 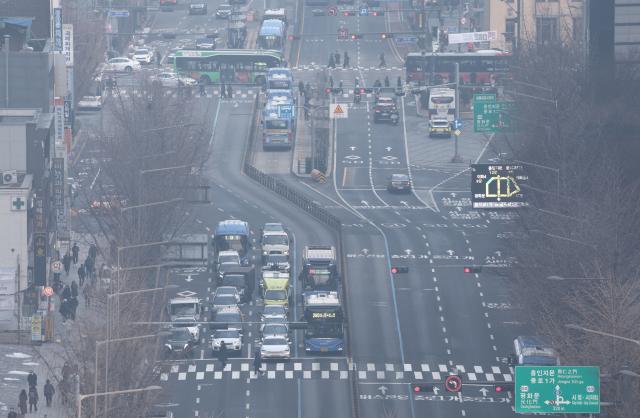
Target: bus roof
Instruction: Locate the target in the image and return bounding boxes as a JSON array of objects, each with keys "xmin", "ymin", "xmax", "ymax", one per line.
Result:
[
  {"xmin": 215, "ymin": 220, "xmax": 249, "ymax": 235},
  {"xmin": 259, "ymin": 25, "xmax": 283, "ymax": 37},
  {"xmin": 175, "ymin": 49, "xmax": 282, "ymax": 59},
  {"xmin": 267, "ymin": 68, "xmax": 292, "ymax": 79},
  {"xmin": 303, "ymin": 291, "xmax": 340, "ymax": 307},
  {"xmin": 262, "ymin": 19, "xmax": 285, "ymax": 29}
]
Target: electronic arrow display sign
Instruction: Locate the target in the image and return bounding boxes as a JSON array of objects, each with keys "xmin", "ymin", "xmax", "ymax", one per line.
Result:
[{"xmin": 471, "ymin": 164, "xmax": 528, "ymax": 209}]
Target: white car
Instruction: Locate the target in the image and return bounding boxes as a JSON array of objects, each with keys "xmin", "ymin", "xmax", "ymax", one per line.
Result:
[
  {"xmin": 211, "ymin": 329, "xmax": 242, "ymax": 352},
  {"xmin": 105, "ymin": 57, "xmax": 141, "ymax": 73},
  {"xmin": 150, "ymin": 72, "xmax": 197, "ymax": 88},
  {"xmin": 261, "ymin": 304, "xmax": 287, "ymax": 322},
  {"xmin": 260, "ymin": 335, "xmax": 291, "ymax": 359},
  {"xmin": 133, "ymin": 48, "xmax": 154, "ymax": 64},
  {"xmin": 260, "ymin": 322, "xmax": 289, "ymax": 339},
  {"xmin": 77, "ymin": 95, "xmax": 103, "ymax": 110}
]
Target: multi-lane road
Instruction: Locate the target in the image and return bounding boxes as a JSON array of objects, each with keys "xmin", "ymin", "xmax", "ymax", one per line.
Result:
[{"xmin": 76, "ymin": 1, "xmax": 534, "ymax": 417}]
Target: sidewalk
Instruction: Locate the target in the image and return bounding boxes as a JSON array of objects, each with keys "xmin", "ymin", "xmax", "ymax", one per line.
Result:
[{"xmin": 0, "ymin": 243, "xmax": 105, "ymax": 417}]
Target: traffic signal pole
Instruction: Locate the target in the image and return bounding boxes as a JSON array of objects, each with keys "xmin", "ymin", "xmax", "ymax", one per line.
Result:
[{"xmin": 451, "ymin": 62, "xmax": 463, "ymax": 163}]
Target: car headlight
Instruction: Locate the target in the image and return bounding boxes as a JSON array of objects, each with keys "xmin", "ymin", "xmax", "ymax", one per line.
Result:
[
  {"xmin": 283, "ymin": 250, "xmax": 289, "ymax": 255},
  {"xmin": 213, "ymin": 340, "xmax": 220, "ymax": 347},
  {"xmin": 262, "ymin": 251, "xmax": 268, "ymax": 256}
]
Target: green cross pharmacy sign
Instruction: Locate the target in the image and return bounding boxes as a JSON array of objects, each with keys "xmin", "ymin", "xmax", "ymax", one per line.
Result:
[
  {"xmin": 515, "ymin": 366, "xmax": 600, "ymax": 414},
  {"xmin": 473, "ymin": 93, "xmax": 513, "ymax": 133}
]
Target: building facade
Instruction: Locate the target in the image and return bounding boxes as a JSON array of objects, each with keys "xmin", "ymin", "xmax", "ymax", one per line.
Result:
[{"xmin": 482, "ymin": 0, "xmax": 584, "ymax": 51}]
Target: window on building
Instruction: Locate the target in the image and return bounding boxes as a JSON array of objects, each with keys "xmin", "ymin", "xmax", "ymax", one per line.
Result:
[
  {"xmin": 572, "ymin": 17, "xmax": 583, "ymax": 40},
  {"xmin": 536, "ymin": 17, "xmax": 559, "ymax": 45},
  {"xmin": 505, "ymin": 18, "xmax": 516, "ymax": 42}
]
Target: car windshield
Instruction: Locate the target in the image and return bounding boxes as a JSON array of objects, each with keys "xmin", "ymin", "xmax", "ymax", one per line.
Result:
[
  {"xmin": 263, "ymin": 224, "xmax": 284, "ymax": 232},
  {"xmin": 222, "ymin": 275, "xmax": 246, "ymax": 287},
  {"xmin": 170, "ymin": 303, "xmax": 197, "ymax": 316},
  {"xmin": 263, "ymin": 235, "xmax": 288, "ymax": 245},
  {"xmin": 219, "ymin": 254, "xmax": 240, "ymax": 264},
  {"xmin": 392, "ymin": 175, "xmax": 409, "ymax": 181},
  {"xmin": 135, "ymin": 49, "xmax": 149, "ymax": 54},
  {"xmin": 219, "ymin": 4, "xmax": 231, "ymax": 10},
  {"xmin": 169, "ymin": 328, "xmax": 192, "ymax": 340},
  {"xmin": 264, "ymin": 337, "xmax": 287, "ymax": 346},
  {"xmin": 265, "ymin": 289, "xmax": 286, "ymax": 300},
  {"xmin": 215, "ymin": 312, "xmax": 241, "ymax": 323},
  {"xmin": 263, "ymin": 305, "xmax": 285, "ymax": 315},
  {"xmin": 216, "ymin": 287, "xmax": 237, "ymax": 296},
  {"xmin": 214, "ymin": 330, "xmax": 240, "ymax": 338},
  {"xmin": 263, "ymin": 324, "xmax": 287, "ymax": 335},
  {"xmin": 265, "ymin": 254, "xmax": 288, "ymax": 264},
  {"xmin": 214, "ymin": 295, "xmax": 237, "ymax": 305},
  {"xmin": 197, "ymin": 38, "xmax": 211, "ymax": 44}
]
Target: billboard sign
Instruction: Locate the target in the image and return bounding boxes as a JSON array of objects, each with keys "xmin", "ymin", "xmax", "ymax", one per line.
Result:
[
  {"xmin": 515, "ymin": 366, "xmax": 600, "ymax": 414},
  {"xmin": 448, "ymin": 31, "xmax": 497, "ymax": 45},
  {"xmin": 471, "ymin": 164, "xmax": 528, "ymax": 208},
  {"xmin": 62, "ymin": 24, "xmax": 73, "ymax": 66},
  {"xmin": 33, "ymin": 233, "xmax": 47, "ymax": 286},
  {"xmin": 53, "ymin": 8, "xmax": 63, "ymax": 51}
]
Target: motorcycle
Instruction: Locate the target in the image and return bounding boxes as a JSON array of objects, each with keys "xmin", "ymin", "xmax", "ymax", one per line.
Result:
[
  {"xmin": 354, "ymin": 92, "xmax": 361, "ymax": 104},
  {"xmin": 390, "ymin": 113, "xmax": 399, "ymax": 125}
]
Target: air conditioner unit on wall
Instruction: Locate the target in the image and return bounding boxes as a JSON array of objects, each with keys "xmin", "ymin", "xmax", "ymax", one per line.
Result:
[{"xmin": 2, "ymin": 171, "xmax": 18, "ymax": 185}]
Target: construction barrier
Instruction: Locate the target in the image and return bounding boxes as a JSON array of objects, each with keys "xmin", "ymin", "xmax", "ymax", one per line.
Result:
[{"xmin": 310, "ymin": 169, "xmax": 326, "ymax": 183}]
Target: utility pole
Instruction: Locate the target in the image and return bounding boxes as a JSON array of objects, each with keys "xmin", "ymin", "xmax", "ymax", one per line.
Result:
[
  {"xmin": 5, "ymin": 35, "xmax": 10, "ymax": 107},
  {"xmin": 451, "ymin": 62, "xmax": 463, "ymax": 163}
]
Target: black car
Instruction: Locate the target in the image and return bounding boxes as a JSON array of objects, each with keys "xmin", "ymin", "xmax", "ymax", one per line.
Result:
[
  {"xmin": 387, "ymin": 174, "xmax": 412, "ymax": 193},
  {"xmin": 163, "ymin": 328, "xmax": 195, "ymax": 358},
  {"xmin": 189, "ymin": 3, "xmax": 207, "ymax": 14}
]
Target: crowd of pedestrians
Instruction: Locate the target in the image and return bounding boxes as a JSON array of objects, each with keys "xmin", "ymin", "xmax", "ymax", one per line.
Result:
[
  {"xmin": 7, "ymin": 370, "xmax": 57, "ymax": 417},
  {"xmin": 53, "ymin": 243, "xmax": 98, "ymax": 323},
  {"xmin": 328, "ymin": 50, "xmax": 350, "ymax": 69}
]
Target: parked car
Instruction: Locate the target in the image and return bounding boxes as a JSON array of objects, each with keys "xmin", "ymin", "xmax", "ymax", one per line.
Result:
[
  {"xmin": 189, "ymin": 2, "xmax": 208, "ymax": 14},
  {"xmin": 132, "ymin": 48, "xmax": 154, "ymax": 64},
  {"xmin": 150, "ymin": 72, "xmax": 197, "ymax": 88},
  {"xmin": 105, "ymin": 57, "xmax": 141, "ymax": 73},
  {"xmin": 77, "ymin": 96, "xmax": 103, "ymax": 111}
]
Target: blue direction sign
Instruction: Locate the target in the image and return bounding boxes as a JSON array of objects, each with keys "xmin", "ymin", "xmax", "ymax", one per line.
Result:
[
  {"xmin": 360, "ymin": 7, "xmax": 369, "ymax": 16},
  {"xmin": 395, "ymin": 35, "xmax": 418, "ymax": 44},
  {"xmin": 277, "ymin": 104, "xmax": 293, "ymax": 119},
  {"xmin": 453, "ymin": 119, "xmax": 463, "ymax": 129},
  {"xmin": 108, "ymin": 10, "xmax": 130, "ymax": 18}
]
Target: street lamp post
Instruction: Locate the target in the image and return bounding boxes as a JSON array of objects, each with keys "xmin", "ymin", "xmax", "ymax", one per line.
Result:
[
  {"xmin": 565, "ymin": 324, "xmax": 640, "ymax": 347},
  {"xmin": 546, "ymin": 275, "xmax": 607, "ymax": 281}
]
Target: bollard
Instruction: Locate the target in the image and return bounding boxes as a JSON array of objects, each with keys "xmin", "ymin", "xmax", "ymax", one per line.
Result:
[{"xmin": 310, "ymin": 169, "xmax": 326, "ymax": 183}]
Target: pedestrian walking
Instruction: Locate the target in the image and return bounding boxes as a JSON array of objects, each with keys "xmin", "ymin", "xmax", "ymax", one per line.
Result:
[
  {"xmin": 43, "ymin": 379, "xmax": 55, "ymax": 407},
  {"xmin": 82, "ymin": 284, "xmax": 91, "ymax": 307},
  {"xmin": 77, "ymin": 264, "xmax": 86, "ymax": 287},
  {"xmin": 84, "ymin": 257, "xmax": 94, "ymax": 281},
  {"xmin": 62, "ymin": 285, "xmax": 71, "ymax": 301},
  {"xmin": 343, "ymin": 52, "xmax": 349, "ymax": 68},
  {"xmin": 379, "ymin": 52, "xmax": 386, "ymax": 68},
  {"xmin": 298, "ymin": 80, "xmax": 305, "ymax": 97},
  {"xmin": 69, "ymin": 297, "xmax": 78, "ymax": 320},
  {"xmin": 98, "ymin": 263, "xmax": 106, "ymax": 286},
  {"xmin": 28, "ymin": 386, "xmax": 38, "ymax": 412},
  {"xmin": 27, "ymin": 371, "xmax": 37, "ymax": 389},
  {"xmin": 59, "ymin": 299, "xmax": 69, "ymax": 322},
  {"xmin": 71, "ymin": 281, "xmax": 79, "ymax": 299},
  {"xmin": 220, "ymin": 82, "xmax": 226, "ymax": 98},
  {"xmin": 71, "ymin": 243, "xmax": 79, "ymax": 264},
  {"xmin": 397, "ymin": 76, "xmax": 402, "ymax": 88},
  {"xmin": 88, "ymin": 244, "xmax": 97, "ymax": 260},
  {"xmin": 7, "ymin": 407, "xmax": 17, "ymax": 418},
  {"xmin": 253, "ymin": 348, "xmax": 263, "ymax": 375},
  {"xmin": 218, "ymin": 342, "xmax": 228, "ymax": 367},
  {"xmin": 384, "ymin": 75, "xmax": 390, "ymax": 87},
  {"xmin": 328, "ymin": 53, "xmax": 335, "ymax": 68},
  {"xmin": 198, "ymin": 79, "xmax": 206, "ymax": 97},
  {"xmin": 329, "ymin": 75, "xmax": 334, "ymax": 88},
  {"xmin": 226, "ymin": 84, "xmax": 232, "ymax": 98},
  {"xmin": 155, "ymin": 51, "xmax": 162, "ymax": 67},
  {"xmin": 334, "ymin": 50, "xmax": 340, "ymax": 66},
  {"xmin": 18, "ymin": 390, "xmax": 27, "ymax": 415},
  {"xmin": 62, "ymin": 253, "xmax": 71, "ymax": 276}
]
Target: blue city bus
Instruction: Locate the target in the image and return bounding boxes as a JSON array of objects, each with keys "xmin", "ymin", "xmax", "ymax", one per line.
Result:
[
  {"xmin": 258, "ymin": 19, "xmax": 286, "ymax": 51},
  {"xmin": 303, "ymin": 291, "xmax": 344, "ymax": 353},
  {"xmin": 266, "ymin": 68, "xmax": 294, "ymax": 90},
  {"xmin": 210, "ymin": 220, "xmax": 251, "ymax": 265},
  {"xmin": 262, "ymin": 103, "xmax": 294, "ymax": 150}
]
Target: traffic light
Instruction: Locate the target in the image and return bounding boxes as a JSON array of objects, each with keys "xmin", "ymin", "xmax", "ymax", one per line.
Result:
[
  {"xmin": 412, "ymin": 383, "xmax": 433, "ymax": 393},
  {"xmin": 380, "ymin": 33, "xmax": 393, "ymax": 39},
  {"xmin": 350, "ymin": 34, "xmax": 362, "ymax": 40},
  {"xmin": 287, "ymin": 35, "xmax": 299, "ymax": 41},
  {"xmin": 391, "ymin": 266, "xmax": 409, "ymax": 274},
  {"xmin": 325, "ymin": 87, "xmax": 343, "ymax": 94},
  {"xmin": 463, "ymin": 266, "xmax": 482, "ymax": 274},
  {"xmin": 371, "ymin": 10, "xmax": 384, "ymax": 16},
  {"xmin": 494, "ymin": 383, "xmax": 514, "ymax": 393},
  {"xmin": 343, "ymin": 10, "xmax": 356, "ymax": 16}
]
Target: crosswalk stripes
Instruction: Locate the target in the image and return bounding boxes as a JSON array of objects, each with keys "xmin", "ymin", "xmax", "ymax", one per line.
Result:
[
  {"xmin": 108, "ymin": 88, "xmax": 259, "ymax": 100},
  {"xmin": 158, "ymin": 360, "xmax": 513, "ymax": 383}
]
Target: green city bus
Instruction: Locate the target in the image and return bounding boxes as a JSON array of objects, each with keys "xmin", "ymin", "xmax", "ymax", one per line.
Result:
[{"xmin": 174, "ymin": 49, "xmax": 283, "ymax": 85}]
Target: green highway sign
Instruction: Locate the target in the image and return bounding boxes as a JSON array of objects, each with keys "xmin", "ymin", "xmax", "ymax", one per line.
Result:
[
  {"xmin": 473, "ymin": 94, "xmax": 513, "ymax": 133},
  {"xmin": 514, "ymin": 366, "xmax": 600, "ymax": 414}
]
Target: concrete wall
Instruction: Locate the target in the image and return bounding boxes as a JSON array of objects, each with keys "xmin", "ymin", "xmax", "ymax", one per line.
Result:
[
  {"xmin": 615, "ymin": 0, "xmax": 640, "ymax": 62},
  {"xmin": 0, "ymin": 124, "xmax": 27, "ymax": 172},
  {"xmin": 0, "ymin": 52, "xmax": 53, "ymax": 112}
]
